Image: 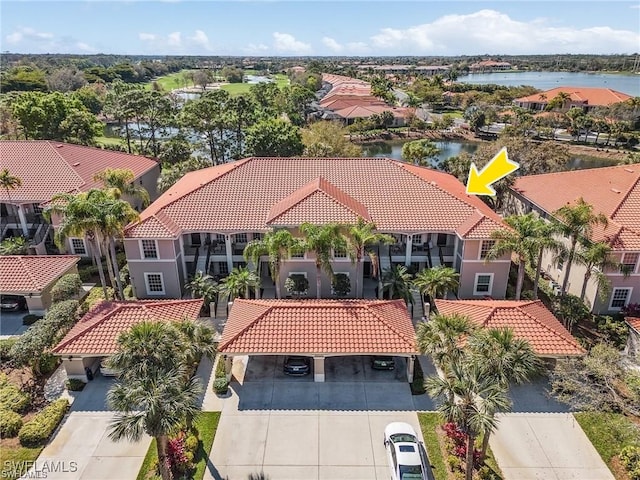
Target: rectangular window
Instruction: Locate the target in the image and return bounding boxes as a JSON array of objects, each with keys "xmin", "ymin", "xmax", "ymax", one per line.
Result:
[
  {"xmin": 479, "ymin": 240, "xmax": 495, "ymax": 260},
  {"xmin": 216, "ymin": 234, "xmax": 226, "ymax": 243},
  {"xmin": 217, "ymin": 262, "xmax": 228, "ymax": 275},
  {"xmin": 70, "ymin": 238, "xmax": 86, "ymax": 255},
  {"xmin": 141, "ymin": 240, "xmax": 158, "ymax": 259},
  {"xmin": 333, "ymin": 248, "xmax": 347, "ymax": 258},
  {"xmin": 437, "ymin": 233, "xmax": 448, "ymax": 246},
  {"xmin": 622, "ymin": 253, "xmax": 639, "ymax": 273},
  {"xmin": 610, "ymin": 288, "xmax": 632, "ymax": 309},
  {"xmin": 474, "ymin": 273, "xmax": 494, "ymax": 296},
  {"xmin": 234, "ymin": 233, "xmax": 247, "ymax": 244},
  {"xmin": 412, "ymin": 234, "xmax": 423, "ymax": 245},
  {"xmin": 252, "ymin": 232, "xmax": 262, "ymax": 241},
  {"xmin": 190, "ymin": 233, "xmax": 201, "ymax": 246},
  {"xmin": 32, "ymin": 204, "xmax": 43, "ymax": 214},
  {"xmin": 144, "ymin": 273, "xmax": 165, "ymax": 295}
]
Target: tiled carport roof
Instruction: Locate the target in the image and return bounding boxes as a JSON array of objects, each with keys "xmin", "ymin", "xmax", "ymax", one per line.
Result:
[
  {"xmin": 434, "ymin": 299, "xmax": 585, "ymax": 357},
  {"xmin": 52, "ymin": 299, "xmax": 203, "ymax": 355},
  {"xmin": 0, "ymin": 255, "xmax": 80, "ymax": 294},
  {"xmin": 218, "ymin": 299, "xmax": 417, "ymax": 355}
]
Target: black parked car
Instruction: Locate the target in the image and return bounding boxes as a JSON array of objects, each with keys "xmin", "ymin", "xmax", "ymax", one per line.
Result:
[
  {"xmin": 0, "ymin": 295, "xmax": 27, "ymax": 311},
  {"xmin": 283, "ymin": 356, "xmax": 311, "ymax": 376},
  {"xmin": 371, "ymin": 356, "xmax": 395, "ymax": 370}
]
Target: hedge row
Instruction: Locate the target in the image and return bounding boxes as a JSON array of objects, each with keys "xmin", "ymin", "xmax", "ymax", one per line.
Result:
[
  {"xmin": 18, "ymin": 398, "xmax": 69, "ymax": 447},
  {"xmin": 0, "ymin": 373, "xmax": 30, "ymax": 412},
  {"xmin": 0, "ymin": 410, "xmax": 23, "ymax": 437}
]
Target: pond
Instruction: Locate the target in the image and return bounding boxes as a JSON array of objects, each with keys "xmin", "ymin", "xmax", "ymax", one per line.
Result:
[{"xmin": 361, "ymin": 139, "xmax": 619, "ymax": 171}]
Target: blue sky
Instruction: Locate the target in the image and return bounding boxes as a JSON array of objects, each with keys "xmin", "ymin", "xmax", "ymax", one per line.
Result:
[{"xmin": 2, "ymin": 1, "xmax": 639, "ymax": 56}]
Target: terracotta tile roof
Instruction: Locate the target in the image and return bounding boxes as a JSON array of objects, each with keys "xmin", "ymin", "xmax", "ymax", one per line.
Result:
[
  {"xmin": 125, "ymin": 157, "xmax": 506, "ymax": 239},
  {"xmin": 0, "ymin": 255, "xmax": 80, "ymax": 293},
  {"xmin": 434, "ymin": 299, "xmax": 585, "ymax": 357},
  {"xmin": 515, "ymin": 87, "xmax": 631, "ymax": 107},
  {"xmin": 511, "ymin": 165, "xmax": 640, "ymax": 249},
  {"xmin": 267, "ymin": 176, "xmax": 370, "ymax": 226},
  {"xmin": 333, "ymin": 104, "xmax": 411, "ymax": 119},
  {"xmin": 626, "ymin": 317, "xmax": 640, "ymax": 333},
  {"xmin": 52, "ymin": 299, "xmax": 203, "ymax": 355},
  {"xmin": 0, "ymin": 141, "xmax": 158, "ymax": 204},
  {"xmin": 219, "ymin": 299, "xmax": 417, "ymax": 355}
]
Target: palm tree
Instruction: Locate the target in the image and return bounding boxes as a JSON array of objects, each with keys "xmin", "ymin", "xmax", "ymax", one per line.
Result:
[
  {"xmin": 219, "ymin": 266, "xmax": 259, "ymax": 301},
  {"xmin": 45, "ymin": 190, "xmax": 110, "ymax": 300},
  {"xmin": 486, "ymin": 214, "xmax": 542, "ymax": 300},
  {"xmin": 243, "ymin": 229, "xmax": 302, "ymax": 299},
  {"xmin": 416, "ymin": 313, "xmax": 476, "ymax": 371},
  {"xmin": 185, "ymin": 271, "xmax": 218, "ymax": 316},
  {"xmin": 0, "ymin": 168, "xmax": 22, "ymax": 204},
  {"xmin": 299, "ymin": 223, "xmax": 345, "ymax": 299},
  {"xmin": 94, "ymin": 168, "xmax": 151, "ymax": 208},
  {"xmin": 467, "ymin": 328, "xmax": 540, "ymax": 457},
  {"xmin": 573, "ymin": 240, "xmax": 620, "ymax": 302},
  {"xmin": 342, "ymin": 218, "xmax": 395, "ymax": 298},
  {"xmin": 413, "ymin": 266, "xmax": 459, "ymax": 309},
  {"xmin": 528, "ymin": 218, "xmax": 565, "ymax": 299},
  {"xmin": 426, "ymin": 360, "xmax": 511, "ymax": 480},
  {"xmin": 381, "ymin": 265, "xmax": 413, "ymax": 305},
  {"xmin": 554, "ymin": 198, "xmax": 608, "ymax": 296},
  {"xmin": 174, "ymin": 320, "xmax": 217, "ymax": 370}
]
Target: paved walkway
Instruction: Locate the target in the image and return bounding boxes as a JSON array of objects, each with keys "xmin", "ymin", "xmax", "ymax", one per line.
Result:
[
  {"xmin": 202, "ymin": 355, "xmax": 434, "ymax": 480},
  {"xmin": 24, "ymin": 375, "xmax": 151, "ymax": 480},
  {"xmin": 490, "ymin": 413, "xmax": 614, "ymax": 480}
]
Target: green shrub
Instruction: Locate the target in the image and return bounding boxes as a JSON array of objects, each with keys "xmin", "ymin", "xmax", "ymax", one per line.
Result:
[
  {"xmin": 215, "ymin": 356, "xmax": 226, "ymax": 379},
  {"xmin": 213, "ymin": 378, "xmax": 229, "ymax": 395},
  {"xmin": 65, "ymin": 378, "xmax": 86, "ymax": 391},
  {"xmin": 51, "ymin": 274, "xmax": 83, "ymax": 302},
  {"xmin": 38, "ymin": 354, "xmax": 60, "ymax": 376},
  {"xmin": 0, "ymin": 236, "xmax": 28, "ymax": 255},
  {"xmin": 0, "ymin": 338, "xmax": 17, "ymax": 362},
  {"xmin": 0, "ymin": 409, "xmax": 23, "ymax": 437},
  {"xmin": 18, "ymin": 398, "xmax": 69, "ymax": 447},
  {"xmin": 22, "ymin": 314, "xmax": 42, "ymax": 326},
  {"xmin": 78, "ymin": 264, "xmax": 99, "ymax": 283},
  {"xmin": 621, "ymin": 446, "xmax": 640, "ymax": 480},
  {"xmin": 0, "ymin": 373, "xmax": 30, "ymax": 412},
  {"xmin": 80, "ymin": 287, "xmax": 113, "ymax": 314},
  {"xmin": 410, "ymin": 358, "xmax": 426, "ymax": 395},
  {"xmin": 185, "ymin": 434, "xmax": 199, "ymax": 454}
]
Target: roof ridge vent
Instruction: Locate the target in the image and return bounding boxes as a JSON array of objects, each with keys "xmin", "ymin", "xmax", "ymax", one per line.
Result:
[
  {"xmin": 611, "ymin": 188, "xmax": 621, "ymax": 194},
  {"xmin": 624, "ymin": 168, "xmax": 634, "ymax": 173},
  {"xmin": 72, "ymin": 162, "xmax": 80, "ymax": 167}
]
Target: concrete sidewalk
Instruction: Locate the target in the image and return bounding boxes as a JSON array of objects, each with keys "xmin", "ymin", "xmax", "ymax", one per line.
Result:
[{"xmin": 490, "ymin": 413, "xmax": 614, "ymax": 480}]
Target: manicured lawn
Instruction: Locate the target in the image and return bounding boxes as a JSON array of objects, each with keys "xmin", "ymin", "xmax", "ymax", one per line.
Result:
[
  {"xmin": 574, "ymin": 412, "xmax": 640, "ymax": 479},
  {"xmin": 136, "ymin": 411, "xmax": 221, "ymax": 480},
  {"xmin": 95, "ymin": 135, "xmax": 122, "ymax": 148},
  {"xmin": 145, "ymin": 69, "xmax": 195, "ymax": 92},
  {"xmin": 418, "ymin": 412, "xmax": 503, "ymax": 480},
  {"xmin": 0, "ymin": 444, "xmax": 44, "ymax": 480},
  {"xmin": 220, "ymin": 82, "xmax": 253, "ymax": 96}
]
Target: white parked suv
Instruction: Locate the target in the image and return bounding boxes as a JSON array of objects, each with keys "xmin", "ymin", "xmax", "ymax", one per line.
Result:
[{"xmin": 383, "ymin": 422, "xmax": 430, "ymax": 480}]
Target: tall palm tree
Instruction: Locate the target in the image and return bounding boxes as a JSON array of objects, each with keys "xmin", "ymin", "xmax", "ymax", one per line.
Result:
[
  {"xmin": 94, "ymin": 168, "xmax": 151, "ymax": 208},
  {"xmin": 413, "ymin": 266, "xmax": 459, "ymax": 308},
  {"xmin": 426, "ymin": 360, "xmax": 511, "ymax": 480},
  {"xmin": 45, "ymin": 190, "xmax": 110, "ymax": 300},
  {"xmin": 0, "ymin": 168, "xmax": 22, "ymax": 204},
  {"xmin": 174, "ymin": 320, "xmax": 217, "ymax": 370},
  {"xmin": 381, "ymin": 265, "xmax": 414, "ymax": 305},
  {"xmin": 416, "ymin": 313, "xmax": 476, "ymax": 371},
  {"xmin": 185, "ymin": 272, "xmax": 218, "ymax": 316},
  {"xmin": 219, "ymin": 266, "xmax": 259, "ymax": 301},
  {"xmin": 529, "ymin": 218, "xmax": 565, "ymax": 299},
  {"xmin": 573, "ymin": 240, "xmax": 620, "ymax": 302},
  {"xmin": 299, "ymin": 223, "xmax": 345, "ymax": 299},
  {"xmin": 554, "ymin": 198, "xmax": 608, "ymax": 296},
  {"xmin": 467, "ymin": 328, "xmax": 540, "ymax": 457},
  {"xmin": 342, "ymin": 218, "xmax": 395, "ymax": 298},
  {"xmin": 243, "ymin": 229, "xmax": 302, "ymax": 299},
  {"xmin": 486, "ymin": 214, "xmax": 542, "ymax": 300}
]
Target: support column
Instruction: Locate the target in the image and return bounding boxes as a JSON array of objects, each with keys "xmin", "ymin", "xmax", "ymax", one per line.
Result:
[
  {"xmin": 405, "ymin": 234, "xmax": 413, "ymax": 267},
  {"xmin": 313, "ymin": 356, "xmax": 325, "ymax": 382},
  {"xmin": 178, "ymin": 235, "xmax": 188, "ymax": 281},
  {"xmin": 16, "ymin": 204, "xmax": 29, "ymax": 237},
  {"xmin": 406, "ymin": 355, "xmax": 415, "ymax": 383},
  {"xmin": 225, "ymin": 235, "xmax": 233, "ymax": 273}
]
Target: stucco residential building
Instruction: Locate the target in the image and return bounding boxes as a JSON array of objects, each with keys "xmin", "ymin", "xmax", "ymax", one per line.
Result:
[
  {"xmin": 513, "ymin": 87, "xmax": 631, "ymax": 113},
  {"xmin": 123, "ymin": 157, "xmax": 511, "ymax": 301},
  {"xmin": 507, "ymin": 164, "xmax": 640, "ymax": 314},
  {"xmin": 0, "ymin": 141, "xmax": 160, "ymax": 256}
]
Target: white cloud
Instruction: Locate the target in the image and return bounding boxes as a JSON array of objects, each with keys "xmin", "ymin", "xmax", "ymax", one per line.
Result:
[
  {"xmin": 76, "ymin": 42, "xmax": 96, "ymax": 52},
  {"xmin": 322, "ymin": 37, "xmax": 343, "ymax": 53},
  {"xmin": 244, "ymin": 42, "xmax": 269, "ymax": 54},
  {"xmin": 167, "ymin": 31, "xmax": 182, "ymax": 47},
  {"xmin": 139, "ymin": 33, "xmax": 157, "ymax": 41},
  {"xmin": 346, "ymin": 41, "xmax": 369, "ymax": 54},
  {"xmin": 273, "ymin": 32, "xmax": 311, "ymax": 54},
  {"xmin": 188, "ymin": 30, "xmax": 212, "ymax": 50},
  {"xmin": 368, "ymin": 9, "xmax": 640, "ymax": 55},
  {"xmin": 5, "ymin": 27, "xmax": 54, "ymax": 44}
]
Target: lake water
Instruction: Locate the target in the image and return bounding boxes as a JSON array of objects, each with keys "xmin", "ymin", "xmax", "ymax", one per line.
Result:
[
  {"xmin": 361, "ymin": 139, "xmax": 618, "ymax": 171},
  {"xmin": 457, "ymin": 71, "xmax": 640, "ymax": 96}
]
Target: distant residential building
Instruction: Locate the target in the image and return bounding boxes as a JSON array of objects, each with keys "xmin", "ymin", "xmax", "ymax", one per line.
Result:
[
  {"xmin": 469, "ymin": 60, "xmax": 512, "ymax": 72},
  {"xmin": 123, "ymin": 157, "xmax": 511, "ymax": 301},
  {"xmin": 507, "ymin": 164, "xmax": 640, "ymax": 314},
  {"xmin": 514, "ymin": 87, "xmax": 632, "ymax": 112},
  {"xmin": 355, "ymin": 64, "xmax": 450, "ymax": 77},
  {"xmin": 0, "ymin": 141, "xmax": 160, "ymax": 256}
]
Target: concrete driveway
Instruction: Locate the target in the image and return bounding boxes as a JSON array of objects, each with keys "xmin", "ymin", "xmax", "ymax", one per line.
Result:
[
  {"xmin": 203, "ymin": 355, "xmax": 435, "ymax": 480},
  {"xmin": 26, "ymin": 375, "xmax": 151, "ymax": 480},
  {"xmin": 490, "ymin": 413, "xmax": 614, "ymax": 480}
]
